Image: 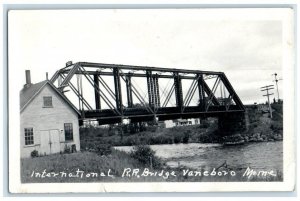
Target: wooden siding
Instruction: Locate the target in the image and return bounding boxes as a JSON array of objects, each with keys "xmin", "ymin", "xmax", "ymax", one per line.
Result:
[{"xmin": 20, "ymin": 84, "xmax": 80, "ymax": 158}]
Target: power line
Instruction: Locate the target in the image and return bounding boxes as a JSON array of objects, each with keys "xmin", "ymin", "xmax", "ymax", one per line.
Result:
[
  {"xmin": 272, "ymin": 73, "xmax": 282, "ymax": 102},
  {"xmin": 261, "ymin": 85, "xmax": 274, "ymax": 118}
]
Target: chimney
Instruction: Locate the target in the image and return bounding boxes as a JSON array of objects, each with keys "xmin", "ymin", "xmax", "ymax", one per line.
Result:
[
  {"xmin": 46, "ymin": 72, "xmax": 48, "ymax": 80},
  {"xmin": 24, "ymin": 70, "xmax": 31, "ymax": 88}
]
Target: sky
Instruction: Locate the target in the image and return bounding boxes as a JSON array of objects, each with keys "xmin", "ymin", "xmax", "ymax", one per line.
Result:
[{"xmin": 9, "ymin": 9, "xmax": 285, "ymax": 106}]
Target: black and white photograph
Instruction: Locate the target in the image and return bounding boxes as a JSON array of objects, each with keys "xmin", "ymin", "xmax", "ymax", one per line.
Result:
[{"xmin": 8, "ymin": 8, "xmax": 295, "ymax": 193}]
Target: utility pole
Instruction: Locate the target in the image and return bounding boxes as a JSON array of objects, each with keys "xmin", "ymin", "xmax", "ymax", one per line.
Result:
[
  {"xmin": 261, "ymin": 85, "xmax": 274, "ymax": 119},
  {"xmin": 272, "ymin": 73, "xmax": 282, "ymax": 102}
]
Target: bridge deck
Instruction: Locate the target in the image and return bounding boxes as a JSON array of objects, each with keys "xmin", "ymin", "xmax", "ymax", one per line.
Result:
[{"xmin": 81, "ymin": 105, "xmax": 244, "ymax": 124}]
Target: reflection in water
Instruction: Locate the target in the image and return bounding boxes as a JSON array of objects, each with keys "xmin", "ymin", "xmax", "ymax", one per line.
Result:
[{"xmin": 115, "ymin": 142, "xmax": 283, "ymax": 171}]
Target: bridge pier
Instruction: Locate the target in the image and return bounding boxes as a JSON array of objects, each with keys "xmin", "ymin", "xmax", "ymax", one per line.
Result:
[{"xmin": 218, "ymin": 112, "xmax": 249, "ymax": 136}]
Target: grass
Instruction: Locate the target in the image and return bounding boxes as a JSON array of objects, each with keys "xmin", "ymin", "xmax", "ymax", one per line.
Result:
[
  {"xmin": 21, "ymin": 150, "xmax": 163, "ymax": 183},
  {"xmin": 21, "ymin": 150, "xmax": 283, "ymax": 183},
  {"xmin": 22, "ymin": 149, "xmax": 172, "ymax": 183}
]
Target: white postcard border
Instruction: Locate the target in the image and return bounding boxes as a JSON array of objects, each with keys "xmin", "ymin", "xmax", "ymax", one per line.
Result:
[{"xmin": 8, "ymin": 8, "xmax": 295, "ymax": 193}]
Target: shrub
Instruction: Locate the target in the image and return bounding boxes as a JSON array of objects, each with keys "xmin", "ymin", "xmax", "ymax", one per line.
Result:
[
  {"xmin": 200, "ymin": 124, "xmax": 209, "ymax": 128},
  {"xmin": 270, "ymin": 121, "xmax": 283, "ymax": 131},
  {"xmin": 182, "ymin": 131, "xmax": 190, "ymax": 143},
  {"xmin": 130, "ymin": 145, "xmax": 161, "ymax": 168},
  {"xmin": 71, "ymin": 144, "xmax": 77, "ymax": 153},
  {"xmin": 30, "ymin": 150, "xmax": 39, "ymax": 158},
  {"xmin": 64, "ymin": 145, "xmax": 71, "ymax": 154},
  {"xmin": 95, "ymin": 144, "xmax": 112, "ymax": 156},
  {"xmin": 173, "ymin": 133, "xmax": 182, "ymax": 143}
]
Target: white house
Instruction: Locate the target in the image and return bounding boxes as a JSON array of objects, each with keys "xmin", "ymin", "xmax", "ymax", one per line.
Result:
[
  {"xmin": 164, "ymin": 118, "xmax": 201, "ymax": 128},
  {"xmin": 20, "ymin": 70, "xmax": 81, "ymax": 158}
]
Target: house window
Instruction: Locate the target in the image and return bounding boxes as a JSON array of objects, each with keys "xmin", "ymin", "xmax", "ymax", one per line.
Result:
[
  {"xmin": 24, "ymin": 128, "xmax": 34, "ymax": 145},
  {"xmin": 64, "ymin": 123, "xmax": 73, "ymax": 141},
  {"xmin": 43, "ymin": 96, "xmax": 53, "ymax": 107}
]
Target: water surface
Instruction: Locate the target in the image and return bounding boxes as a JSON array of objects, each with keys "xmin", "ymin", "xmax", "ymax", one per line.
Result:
[{"xmin": 115, "ymin": 142, "xmax": 283, "ymax": 171}]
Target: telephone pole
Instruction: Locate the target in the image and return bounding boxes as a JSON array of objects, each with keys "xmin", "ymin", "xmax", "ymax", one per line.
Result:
[
  {"xmin": 272, "ymin": 73, "xmax": 282, "ymax": 102},
  {"xmin": 261, "ymin": 85, "xmax": 274, "ymax": 118}
]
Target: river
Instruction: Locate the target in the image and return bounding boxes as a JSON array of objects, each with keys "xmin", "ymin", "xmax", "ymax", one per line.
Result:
[{"xmin": 115, "ymin": 141, "xmax": 283, "ymax": 171}]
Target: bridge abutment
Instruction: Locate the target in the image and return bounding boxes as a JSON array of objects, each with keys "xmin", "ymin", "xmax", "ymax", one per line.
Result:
[{"xmin": 218, "ymin": 112, "xmax": 249, "ymax": 136}]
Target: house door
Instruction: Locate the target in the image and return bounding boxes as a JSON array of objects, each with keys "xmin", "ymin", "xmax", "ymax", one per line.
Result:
[
  {"xmin": 49, "ymin": 130, "xmax": 60, "ymax": 154},
  {"xmin": 40, "ymin": 131, "xmax": 50, "ymax": 155},
  {"xmin": 40, "ymin": 130, "xmax": 61, "ymax": 155}
]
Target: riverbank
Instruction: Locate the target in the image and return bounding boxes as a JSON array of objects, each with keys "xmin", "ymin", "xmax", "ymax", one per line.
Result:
[
  {"xmin": 21, "ymin": 148, "xmax": 283, "ymax": 183},
  {"xmin": 222, "ymin": 103, "xmax": 283, "ymax": 144},
  {"xmin": 80, "ymin": 123, "xmax": 225, "ymax": 149},
  {"xmin": 222, "ymin": 115, "xmax": 283, "ymax": 144},
  {"xmin": 80, "ymin": 118, "xmax": 282, "ymax": 149}
]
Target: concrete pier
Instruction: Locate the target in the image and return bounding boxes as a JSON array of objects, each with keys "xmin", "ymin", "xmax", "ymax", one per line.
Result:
[{"xmin": 218, "ymin": 112, "xmax": 249, "ymax": 135}]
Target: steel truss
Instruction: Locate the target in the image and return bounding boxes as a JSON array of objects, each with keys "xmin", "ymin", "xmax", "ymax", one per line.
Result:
[{"xmin": 50, "ymin": 62, "xmax": 245, "ymax": 125}]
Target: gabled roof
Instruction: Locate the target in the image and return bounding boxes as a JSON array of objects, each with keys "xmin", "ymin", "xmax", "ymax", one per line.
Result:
[
  {"xmin": 20, "ymin": 80, "xmax": 80, "ymax": 115},
  {"xmin": 20, "ymin": 80, "xmax": 47, "ymax": 110}
]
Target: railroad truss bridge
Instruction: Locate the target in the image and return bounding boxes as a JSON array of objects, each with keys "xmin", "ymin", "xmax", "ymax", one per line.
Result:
[{"xmin": 51, "ymin": 62, "xmax": 248, "ymax": 133}]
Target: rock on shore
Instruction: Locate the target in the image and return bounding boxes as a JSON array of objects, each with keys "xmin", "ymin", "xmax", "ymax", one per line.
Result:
[{"xmin": 222, "ymin": 132, "xmax": 283, "ymax": 144}]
